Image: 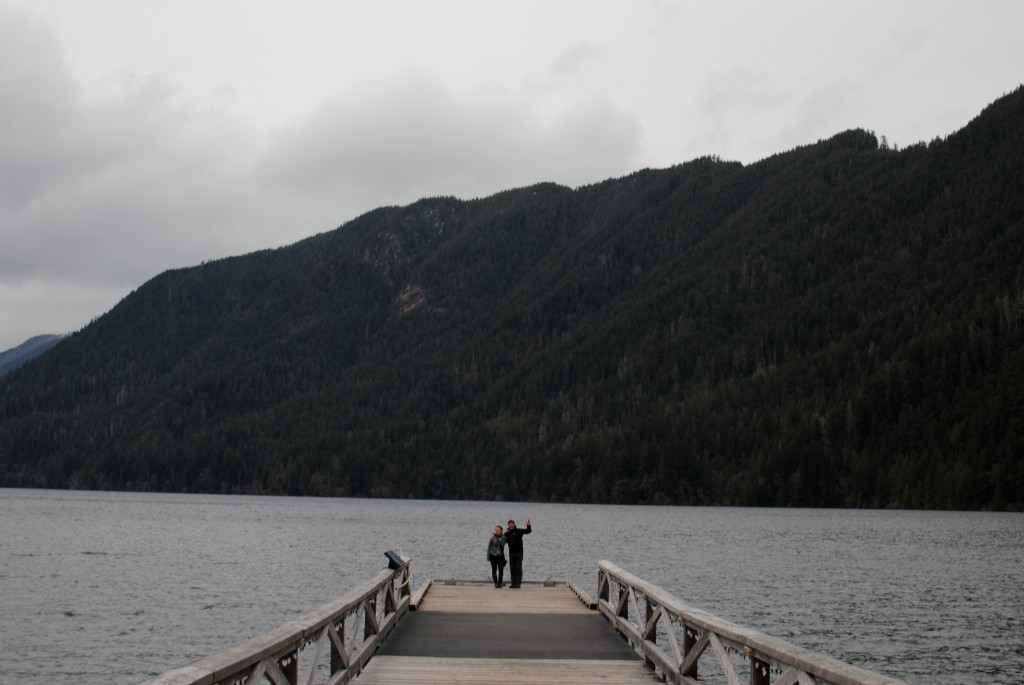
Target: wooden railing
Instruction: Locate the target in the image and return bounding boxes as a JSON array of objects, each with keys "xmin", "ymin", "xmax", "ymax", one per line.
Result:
[
  {"xmin": 140, "ymin": 556, "xmax": 412, "ymax": 685},
  {"xmin": 597, "ymin": 561, "xmax": 909, "ymax": 685}
]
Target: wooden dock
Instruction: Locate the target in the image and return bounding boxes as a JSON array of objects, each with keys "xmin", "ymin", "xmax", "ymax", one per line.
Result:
[
  {"xmin": 354, "ymin": 583, "xmax": 660, "ymax": 684},
  {"xmin": 140, "ymin": 557, "xmax": 911, "ymax": 685}
]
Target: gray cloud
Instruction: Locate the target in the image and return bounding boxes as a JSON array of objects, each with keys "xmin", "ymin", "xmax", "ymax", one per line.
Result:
[
  {"xmin": 689, "ymin": 69, "xmax": 791, "ymax": 160},
  {"xmin": 550, "ymin": 44, "xmax": 605, "ymax": 80},
  {"xmin": 0, "ymin": 11, "xmax": 643, "ymax": 350},
  {"xmin": 256, "ymin": 74, "xmax": 642, "ymax": 209},
  {"xmin": 0, "ymin": 8, "xmax": 295, "ymax": 347},
  {"xmin": 0, "ymin": 8, "xmax": 95, "ymax": 210},
  {"xmin": 781, "ymin": 80, "xmax": 865, "ymax": 151}
]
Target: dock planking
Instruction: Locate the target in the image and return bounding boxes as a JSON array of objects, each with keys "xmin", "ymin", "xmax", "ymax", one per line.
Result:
[
  {"xmin": 354, "ymin": 584, "xmax": 661, "ymax": 685},
  {"xmin": 413, "ymin": 583, "xmax": 592, "ymax": 614},
  {"xmin": 140, "ymin": 558, "xmax": 912, "ymax": 685},
  {"xmin": 352, "ymin": 657, "xmax": 661, "ymax": 684}
]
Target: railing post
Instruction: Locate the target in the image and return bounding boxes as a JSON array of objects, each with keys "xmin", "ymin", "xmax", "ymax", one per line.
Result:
[
  {"xmin": 364, "ymin": 595, "xmax": 379, "ymax": 638},
  {"xmin": 400, "ymin": 567, "xmax": 411, "ymax": 598},
  {"xmin": 750, "ymin": 655, "xmax": 770, "ymax": 685},
  {"xmin": 683, "ymin": 627, "xmax": 698, "ymax": 678},
  {"xmin": 385, "ymin": 580, "xmax": 397, "ymax": 614},
  {"xmin": 644, "ymin": 596, "xmax": 654, "ymax": 636},
  {"xmin": 617, "ymin": 583, "xmax": 630, "ymax": 619},
  {"xmin": 643, "ymin": 595, "xmax": 656, "ymax": 671},
  {"xmin": 280, "ymin": 650, "xmax": 298, "ymax": 684},
  {"xmin": 331, "ymin": 638, "xmax": 343, "ymax": 674},
  {"xmin": 331, "ymin": 620, "xmax": 349, "ymax": 673}
]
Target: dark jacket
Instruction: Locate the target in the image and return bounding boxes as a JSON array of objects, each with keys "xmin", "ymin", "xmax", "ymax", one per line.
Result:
[{"xmin": 504, "ymin": 524, "xmax": 531, "ymax": 555}]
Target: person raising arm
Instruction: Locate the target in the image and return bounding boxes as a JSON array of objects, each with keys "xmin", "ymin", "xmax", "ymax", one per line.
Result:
[{"xmin": 504, "ymin": 519, "xmax": 532, "ymax": 588}]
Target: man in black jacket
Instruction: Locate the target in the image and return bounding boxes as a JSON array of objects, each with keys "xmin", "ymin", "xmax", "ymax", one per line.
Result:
[{"xmin": 504, "ymin": 519, "xmax": 532, "ymax": 588}]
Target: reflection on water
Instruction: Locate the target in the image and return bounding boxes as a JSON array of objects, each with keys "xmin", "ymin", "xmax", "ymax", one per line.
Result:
[{"xmin": 1, "ymin": 489, "xmax": 1021, "ymax": 685}]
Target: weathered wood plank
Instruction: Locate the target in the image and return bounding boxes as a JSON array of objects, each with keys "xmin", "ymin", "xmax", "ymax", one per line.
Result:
[
  {"xmin": 709, "ymin": 632, "xmax": 743, "ymax": 685},
  {"xmin": 139, "ymin": 665, "xmax": 213, "ymax": 685},
  {"xmin": 567, "ymin": 581, "xmax": 597, "ymax": 609},
  {"xmin": 416, "ymin": 584, "xmax": 592, "ymax": 615},
  {"xmin": 409, "ymin": 579, "xmax": 432, "ymax": 611},
  {"xmin": 353, "ymin": 656, "xmax": 662, "ymax": 684}
]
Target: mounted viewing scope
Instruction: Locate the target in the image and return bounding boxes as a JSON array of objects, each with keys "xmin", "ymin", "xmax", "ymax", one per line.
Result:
[{"xmin": 384, "ymin": 550, "xmax": 405, "ymax": 570}]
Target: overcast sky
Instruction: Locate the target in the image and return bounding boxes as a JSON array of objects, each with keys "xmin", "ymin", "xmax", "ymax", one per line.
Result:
[{"xmin": 1, "ymin": 1, "xmax": 1021, "ymax": 351}]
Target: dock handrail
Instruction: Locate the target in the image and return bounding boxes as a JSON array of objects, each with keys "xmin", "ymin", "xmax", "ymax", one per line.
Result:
[
  {"xmin": 597, "ymin": 560, "xmax": 909, "ymax": 685},
  {"xmin": 141, "ymin": 555, "xmax": 412, "ymax": 685}
]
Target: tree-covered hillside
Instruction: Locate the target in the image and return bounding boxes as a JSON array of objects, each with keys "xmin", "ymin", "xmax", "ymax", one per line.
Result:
[{"xmin": 2, "ymin": 88, "xmax": 1022, "ymax": 509}]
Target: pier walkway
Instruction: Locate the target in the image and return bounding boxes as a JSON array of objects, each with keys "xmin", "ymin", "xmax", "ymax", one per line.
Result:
[
  {"xmin": 141, "ymin": 556, "xmax": 910, "ymax": 685},
  {"xmin": 356, "ymin": 582, "xmax": 659, "ymax": 684}
]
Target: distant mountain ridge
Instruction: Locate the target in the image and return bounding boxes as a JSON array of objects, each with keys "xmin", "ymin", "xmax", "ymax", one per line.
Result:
[
  {"xmin": 0, "ymin": 335, "xmax": 65, "ymax": 376},
  {"xmin": 1, "ymin": 87, "xmax": 1022, "ymax": 509}
]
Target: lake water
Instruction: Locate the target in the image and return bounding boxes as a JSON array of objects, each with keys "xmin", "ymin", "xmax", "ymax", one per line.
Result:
[{"xmin": 1, "ymin": 489, "xmax": 1021, "ymax": 684}]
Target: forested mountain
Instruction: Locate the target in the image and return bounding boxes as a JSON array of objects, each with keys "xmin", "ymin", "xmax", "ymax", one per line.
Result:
[
  {"xmin": 2, "ymin": 89, "xmax": 1022, "ymax": 510},
  {"xmin": 0, "ymin": 335, "xmax": 65, "ymax": 376}
]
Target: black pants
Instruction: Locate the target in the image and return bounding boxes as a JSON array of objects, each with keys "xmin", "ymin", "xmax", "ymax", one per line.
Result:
[
  {"xmin": 509, "ymin": 553, "xmax": 524, "ymax": 587},
  {"xmin": 489, "ymin": 556, "xmax": 505, "ymax": 586}
]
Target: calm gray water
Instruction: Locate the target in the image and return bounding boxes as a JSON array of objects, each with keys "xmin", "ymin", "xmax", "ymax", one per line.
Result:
[{"xmin": 1, "ymin": 489, "xmax": 1021, "ymax": 684}]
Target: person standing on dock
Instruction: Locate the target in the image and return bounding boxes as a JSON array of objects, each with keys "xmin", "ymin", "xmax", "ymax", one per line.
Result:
[
  {"xmin": 504, "ymin": 519, "xmax": 531, "ymax": 588},
  {"xmin": 487, "ymin": 525, "xmax": 507, "ymax": 588}
]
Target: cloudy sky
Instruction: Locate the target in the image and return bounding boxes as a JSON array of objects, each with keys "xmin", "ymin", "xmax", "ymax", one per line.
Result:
[{"xmin": 1, "ymin": 1, "xmax": 1021, "ymax": 351}]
